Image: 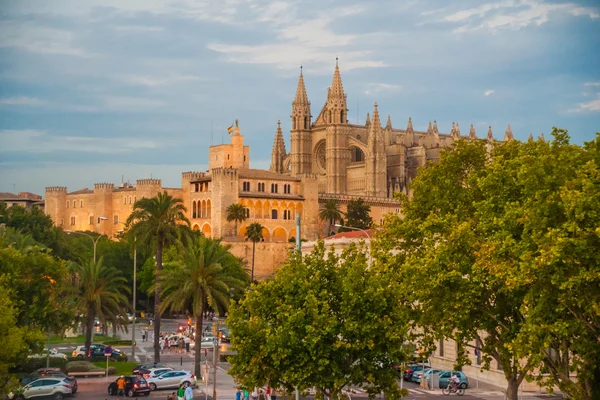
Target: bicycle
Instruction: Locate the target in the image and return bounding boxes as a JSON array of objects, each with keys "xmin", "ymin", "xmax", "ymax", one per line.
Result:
[{"xmin": 442, "ymin": 384, "xmax": 465, "ymax": 396}]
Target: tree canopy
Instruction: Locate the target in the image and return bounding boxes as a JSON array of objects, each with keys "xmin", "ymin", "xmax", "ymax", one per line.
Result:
[
  {"xmin": 228, "ymin": 241, "xmax": 410, "ymax": 400},
  {"xmin": 344, "ymin": 198, "xmax": 373, "ymax": 230},
  {"xmin": 376, "ymin": 130, "xmax": 600, "ymax": 400}
]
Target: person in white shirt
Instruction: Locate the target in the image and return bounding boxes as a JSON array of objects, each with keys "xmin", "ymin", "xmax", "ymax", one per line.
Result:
[{"xmin": 184, "ymin": 384, "xmax": 194, "ymax": 400}]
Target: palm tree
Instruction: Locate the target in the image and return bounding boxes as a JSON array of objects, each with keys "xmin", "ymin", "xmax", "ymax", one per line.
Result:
[
  {"xmin": 159, "ymin": 235, "xmax": 248, "ymax": 379},
  {"xmin": 245, "ymin": 222, "xmax": 264, "ymax": 282},
  {"xmin": 226, "ymin": 203, "xmax": 248, "ymax": 239},
  {"xmin": 319, "ymin": 199, "xmax": 344, "ymax": 236},
  {"xmin": 72, "ymin": 257, "xmax": 130, "ymax": 353},
  {"xmin": 126, "ymin": 191, "xmax": 190, "ymax": 362}
]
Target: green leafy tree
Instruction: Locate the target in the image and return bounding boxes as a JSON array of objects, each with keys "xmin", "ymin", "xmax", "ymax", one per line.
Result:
[
  {"xmin": 318, "ymin": 199, "xmax": 344, "ymax": 237},
  {"xmin": 226, "ymin": 203, "xmax": 248, "ymax": 237},
  {"xmin": 245, "ymin": 222, "xmax": 264, "ymax": 282},
  {"xmin": 126, "ymin": 191, "xmax": 189, "ymax": 361},
  {"xmin": 228, "ymin": 241, "xmax": 410, "ymax": 399},
  {"xmin": 159, "ymin": 235, "xmax": 248, "ymax": 379},
  {"xmin": 344, "ymin": 198, "xmax": 372, "ymax": 230},
  {"xmin": 72, "ymin": 257, "xmax": 130, "ymax": 353},
  {"xmin": 377, "ymin": 132, "xmax": 600, "ymax": 400}
]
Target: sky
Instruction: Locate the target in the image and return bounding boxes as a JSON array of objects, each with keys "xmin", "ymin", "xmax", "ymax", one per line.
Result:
[{"xmin": 0, "ymin": 0, "xmax": 599, "ymax": 196}]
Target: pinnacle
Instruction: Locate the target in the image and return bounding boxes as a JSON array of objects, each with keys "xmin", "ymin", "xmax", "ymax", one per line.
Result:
[
  {"xmin": 433, "ymin": 120, "xmax": 439, "ymax": 134},
  {"xmin": 469, "ymin": 123, "xmax": 477, "ymax": 139},
  {"xmin": 406, "ymin": 116, "xmax": 412, "ymax": 132},
  {"xmin": 329, "ymin": 61, "xmax": 345, "ymax": 99},
  {"xmin": 427, "ymin": 121, "xmax": 433, "ymax": 134},
  {"xmin": 387, "ymin": 115, "xmax": 393, "ymax": 130},
  {"xmin": 504, "ymin": 124, "xmax": 514, "ymax": 141},
  {"xmin": 365, "ymin": 112, "xmax": 371, "ymax": 126},
  {"xmin": 293, "ymin": 70, "xmax": 309, "ymax": 105},
  {"xmin": 371, "ymin": 103, "xmax": 380, "ymax": 127},
  {"xmin": 487, "ymin": 125, "xmax": 494, "ymax": 141}
]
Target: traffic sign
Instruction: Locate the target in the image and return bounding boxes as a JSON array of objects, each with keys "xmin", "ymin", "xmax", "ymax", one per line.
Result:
[{"xmin": 104, "ymin": 346, "xmax": 112, "ymax": 356}]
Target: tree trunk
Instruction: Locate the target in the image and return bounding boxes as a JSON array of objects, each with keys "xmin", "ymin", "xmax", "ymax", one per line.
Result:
[
  {"xmin": 154, "ymin": 243, "xmax": 163, "ymax": 362},
  {"xmin": 194, "ymin": 301, "xmax": 204, "ymax": 379},
  {"xmin": 505, "ymin": 377, "xmax": 520, "ymax": 400},
  {"xmin": 251, "ymin": 240, "xmax": 256, "ymax": 282},
  {"xmin": 85, "ymin": 308, "xmax": 94, "ymax": 356}
]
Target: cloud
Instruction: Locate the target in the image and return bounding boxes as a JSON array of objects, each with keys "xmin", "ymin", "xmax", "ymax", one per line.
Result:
[
  {"xmin": 0, "ymin": 96, "xmax": 46, "ymax": 106},
  {"xmin": 0, "ymin": 22, "xmax": 95, "ymax": 57},
  {"xmin": 103, "ymin": 96, "xmax": 166, "ymax": 110},
  {"xmin": 584, "ymin": 82, "xmax": 600, "ymax": 87},
  {"xmin": 122, "ymin": 74, "xmax": 203, "ymax": 87},
  {"xmin": 577, "ymin": 99, "xmax": 600, "ymax": 112},
  {"xmin": 441, "ymin": 1, "xmax": 600, "ymax": 33},
  {"xmin": 111, "ymin": 25, "xmax": 165, "ymax": 32},
  {"xmin": 365, "ymin": 83, "xmax": 402, "ymax": 96},
  {"xmin": 484, "ymin": 90, "xmax": 495, "ymax": 96},
  {"xmin": 0, "ymin": 129, "xmax": 163, "ymax": 154}
]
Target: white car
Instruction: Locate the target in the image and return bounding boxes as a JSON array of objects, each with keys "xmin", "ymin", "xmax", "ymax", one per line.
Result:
[
  {"xmin": 28, "ymin": 348, "xmax": 67, "ymax": 360},
  {"xmin": 190, "ymin": 336, "xmax": 216, "ymax": 349},
  {"xmin": 9, "ymin": 377, "xmax": 72, "ymax": 399},
  {"xmin": 71, "ymin": 346, "xmax": 86, "ymax": 358},
  {"xmin": 143, "ymin": 367, "xmax": 174, "ymax": 379},
  {"xmin": 147, "ymin": 370, "xmax": 196, "ymax": 391}
]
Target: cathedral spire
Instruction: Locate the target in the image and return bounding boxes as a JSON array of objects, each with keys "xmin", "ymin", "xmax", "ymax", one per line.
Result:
[
  {"xmin": 528, "ymin": 133, "xmax": 534, "ymax": 142},
  {"xmin": 330, "ymin": 60, "xmax": 345, "ymax": 99},
  {"xmin": 427, "ymin": 121, "xmax": 433, "ymax": 135},
  {"xmin": 365, "ymin": 112, "xmax": 371, "ymax": 127},
  {"xmin": 270, "ymin": 120, "xmax": 287, "ymax": 173},
  {"xmin": 406, "ymin": 116, "xmax": 413, "ymax": 133},
  {"xmin": 504, "ymin": 124, "xmax": 514, "ymax": 141},
  {"xmin": 320, "ymin": 59, "xmax": 348, "ymax": 124},
  {"xmin": 386, "ymin": 115, "xmax": 393, "ymax": 130},
  {"xmin": 451, "ymin": 121, "xmax": 460, "ymax": 140},
  {"xmin": 371, "ymin": 103, "xmax": 381, "ymax": 128},
  {"xmin": 293, "ymin": 67, "xmax": 309, "ymax": 105},
  {"xmin": 469, "ymin": 123, "xmax": 477, "ymax": 140},
  {"xmin": 433, "ymin": 120, "xmax": 439, "ymax": 135},
  {"xmin": 487, "ymin": 125, "xmax": 494, "ymax": 142}
]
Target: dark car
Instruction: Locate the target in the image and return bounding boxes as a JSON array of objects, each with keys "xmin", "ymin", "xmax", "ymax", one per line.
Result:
[
  {"xmin": 218, "ymin": 328, "xmax": 231, "ymax": 343},
  {"xmin": 132, "ymin": 363, "xmax": 169, "ymax": 376},
  {"xmin": 107, "ymin": 375, "xmax": 151, "ymax": 397},
  {"xmin": 89, "ymin": 344, "xmax": 122, "ymax": 358},
  {"xmin": 19, "ymin": 368, "xmax": 78, "ymax": 394},
  {"xmin": 403, "ymin": 364, "xmax": 430, "ymax": 381}
]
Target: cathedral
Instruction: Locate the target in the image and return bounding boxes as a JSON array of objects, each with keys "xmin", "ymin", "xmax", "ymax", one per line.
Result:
[{"xmin": 270, "ymin": 60, "xmax": 514, "ymax": 200}]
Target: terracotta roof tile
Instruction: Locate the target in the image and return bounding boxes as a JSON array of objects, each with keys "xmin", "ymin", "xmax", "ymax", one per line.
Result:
[{"xmin": 326, "ymin": 229, "xmax": 373, "ymax": 239}]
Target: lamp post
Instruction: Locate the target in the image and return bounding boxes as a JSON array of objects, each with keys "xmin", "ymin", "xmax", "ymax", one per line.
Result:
[
  {"xmin": 66, "ymin": 221, "xmax": 107, "ymax": 263},
  {"xmin": 334, "ymin": 224, "xmax": 372, "ymax": 265},
  {"xmin": 117, "ymin": 224, "xmax": 137, "ymax": 359}
]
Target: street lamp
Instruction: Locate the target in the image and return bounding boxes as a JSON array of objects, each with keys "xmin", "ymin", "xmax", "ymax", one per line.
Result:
[
  {"xmin": 117, "ymin": 223, "xmax": 137, "ymax": 358},
  {"xmin": 334, "ymin": 224, "xmax": 372, "ymax": 265},
  {"xmin": 66, "ymin": 229, "xmax": 106, "ymax": 264}
]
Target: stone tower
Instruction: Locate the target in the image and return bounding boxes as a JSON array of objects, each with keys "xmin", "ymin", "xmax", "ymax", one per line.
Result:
[
  {"xmin": 44, "ymin": 186, "xmax": 67, "ymax": 227},
  {"xmin": 325, "ymin": 60, "xmax": 350, "ymax": 194},
  {"xmin": 211, "ymin": 168, "xmax": 239, "ymax": 238},
  {"xmin": 270, "ymin": 120, "xmax": 287, "ymax": 174},
  {"xmin": 365, "ymin": 103, "xmax": 387, "ymax": 197},
  {"xmin": 290, "ymin": 68, "xmax": 312, "ymax": 176}
]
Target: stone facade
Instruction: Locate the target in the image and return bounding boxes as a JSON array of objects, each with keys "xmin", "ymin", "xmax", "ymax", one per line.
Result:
[{"xmin": 271, "ymin": 61, "xmax": 512, "ymax": 220}]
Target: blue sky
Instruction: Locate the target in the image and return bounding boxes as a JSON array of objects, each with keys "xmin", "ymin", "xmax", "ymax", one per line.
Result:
[{"xmin": 1, "ymin": 0, "xmax": 599, "ymax": 195}]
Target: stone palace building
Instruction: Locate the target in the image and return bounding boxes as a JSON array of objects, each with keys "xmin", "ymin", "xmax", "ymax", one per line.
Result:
[{"xmin": 44, "ymin": 62, "xmax": 514, "ymax": 277}]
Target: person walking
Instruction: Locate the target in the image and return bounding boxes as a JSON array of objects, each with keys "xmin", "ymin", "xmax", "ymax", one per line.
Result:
[
  {"xmin": 116, "ymin": 375, "xmax": 126, "ymax": 400},
  {"xmin": 184, "ymin": 383, "xmax": 194, "ymax": 400},
  {"xmin": 177, "ymin": 383, "xmax": 185, "ymax": 400},
  {"xmin": 236, "ymin": 389, "xmax": 242, "ymax": 400}
]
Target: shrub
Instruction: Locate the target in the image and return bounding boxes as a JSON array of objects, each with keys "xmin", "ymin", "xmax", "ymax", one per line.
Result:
[
  {"xmin": 12, "ymin": 357, "xmax": 67, "ymax": 373},
  {"xmin": 116, "ymin": 355, "xmax": 128, "ymax": 362}
]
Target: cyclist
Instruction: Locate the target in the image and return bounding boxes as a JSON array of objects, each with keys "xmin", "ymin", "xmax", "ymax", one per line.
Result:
[{"xmin": 451, "ymin": 373, "xmax": 460, "ymax": 391}]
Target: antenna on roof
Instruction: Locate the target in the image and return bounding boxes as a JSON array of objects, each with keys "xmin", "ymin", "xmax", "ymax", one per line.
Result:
[{"xmin": 211, "ymin": 119, "xmax": 214, "ymax": 146}]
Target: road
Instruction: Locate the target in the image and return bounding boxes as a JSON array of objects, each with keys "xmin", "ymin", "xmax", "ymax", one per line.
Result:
[{"xmin": 53, "ymin": 319, "xmax": 562, "ymax": 400}]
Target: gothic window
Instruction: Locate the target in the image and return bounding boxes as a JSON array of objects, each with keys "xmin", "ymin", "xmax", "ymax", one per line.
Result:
[
  {"xmin": 271, "ymin": 209, "xmax": 278, "ymax": 219},
  {"xmin": 271, "ymin": 184, "xmax": 278, "ymax": 193},
  {"xmin": 244, "ymin": 155, "xmax": 246, "ymax": 161},
  {"xmin": 227, "ymin": 154, "xmax": 230, "ymax": 160},
  {"xmin": 258, "ymin": 182, "xmax": 265, "ymax": 192},
  {"xmin": 340, "ymin": 110, "xmax": 344, "ymax": 123},
  {"xmin": 73, "ymin": 200, "xmax": 76, "ymax": 208},
  {"xmin": 195, "ymin": 183, "xmax": 199, "ymax": 192},
  {"xmin": 134, "ymin": 196, "xmax": 137, "ymax": 203},
  {"xmin": 114, "ymin": 215, "xmax": 119, "ymax": 225},
  {"xmin": 245, "ymin": 208, "xmax": 250, "ymax": 218},
  {"xmin": 193, "ymin": 201, "xmax": 197, "ymax": 218},
  {"xmin": 89, "ymin": 216, "xmax": 93, "ymax": 225},
  {"xmin": 351, "ymin": 147, "xmax": 365, "ymax": 163},
  {"xmin": 242, "ymin": 182, "xmax": 250, "ymax": 191},
  {"xmin": 80, "ymin": 200, "xmax": 83, "ymax": 207},
  {"xmin": 70, "ymin": 216, "xmax": 76, "ymax": 226}
]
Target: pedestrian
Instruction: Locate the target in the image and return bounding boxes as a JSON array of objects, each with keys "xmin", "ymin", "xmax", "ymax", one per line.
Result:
[
  {"xmin": 266, "ymin": 387, "xmax": 272, "ymax": 400},
  {"xmin": 243, "ymin": 389, "xmax": 249, "ymax": 400},
  {"xmin": 116, "ymin": 375, "xmax": 126, "ymax": 400},
  {"xmin": 177, "ymin": 383, "xmax": 185, "ymax": 400},
  {"xmin": 141, "ymin": 329, "xmax": 146, "ymax": 342},
  {"xmin": 236, "ymin": 389, "xmax": 242, "ymax": 400},
  {"xmin": 184, "ymin": 383, "xmax": 194, "ymax": 400},
  {"xmin": 184, "ymin": 335, "xmax": 191, "ymax": 353},
  {"xmin": 259, "ymin": 389, "xmax": 265, "ymax": 400}
]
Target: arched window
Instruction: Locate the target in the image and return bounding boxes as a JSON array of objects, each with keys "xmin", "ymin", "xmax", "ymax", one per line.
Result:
[
  {"xmin": 73, "ymin": 200, "xmax": 76, "ymax": 208},
  {"xmin": 192, "ymin": 201, "xmax": 197, "ymax": 218},
  {"xmin": 340, "ymin": 110, "xmax": 344, "ymax": 123},
  {"xmin": 80, "ymin": 200, "xmax": 83, "ymax": 207},
  {"xmin": 66, "ymin": 201, "xmax": 69, "ymax": 208}
]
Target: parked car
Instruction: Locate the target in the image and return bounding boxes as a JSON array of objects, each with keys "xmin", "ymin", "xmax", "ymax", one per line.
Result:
[
  {"xmin": 9, "ymin": 377, "xmax": 73, "ymax": 399},
  {"xmin": 146, "ymin": 370, "xmax": 196, "ymax": 391},
  {"xmin": 89, "ymin": 344, "xmax": 122, "ymax": 358},
  {"xmin": 132, "ymin": 363, "xmax": 169, "ymax": 376},
  {"xmin": 191, "ymin": 336, "xmax": 216, "ymax": 349},
  {"xmin": 71, "ymin": 346, "xmax": 86, "ymax": 358},
  {"xmin": 415, "ymin": 368, "xmax": 444, "ymax": 384},
  {"xmin": 403, "ymin": 364, "xmax": 430, "ymax": 381},
  {"xmin": 438, "ymin": 371, "xmax": 469, "ymax": 389},
  {"xmin": 27, "ymin": 348, "xmax": 67, "ymax": 361},
  {"xmin": 20, "ymin": 369, "xmax": 78, "ymax": 394},
  {"xmin": 107, "ymin": 375, "xmax": 151, "ymax": 397},
  {"xmin": 142, "ymin": 368, "xmax": 174, "ymax": 380}
]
